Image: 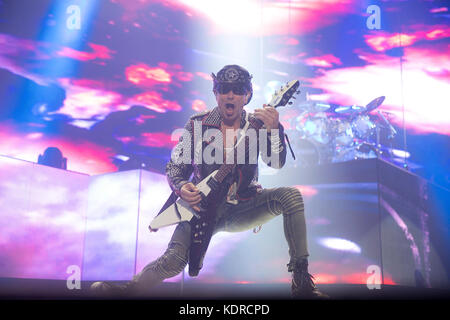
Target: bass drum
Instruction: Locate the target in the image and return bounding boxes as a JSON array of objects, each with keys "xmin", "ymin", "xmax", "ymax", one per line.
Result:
[
  {"xmin": 351, "ymin": 115, "xmax": 376, "ymax": 139},
  {"xmin": 332, "ymin": 118, "xmax": 354, "ymax": 147},
  {"xmin": 296, "ymin": 112, "xmax": 331, "ymax": 145}
]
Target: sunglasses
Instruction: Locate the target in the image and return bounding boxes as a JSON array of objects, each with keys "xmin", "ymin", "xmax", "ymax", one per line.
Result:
[{"xmin": 216, "ymin": 83, "xmax": 247, "ymax": 95}]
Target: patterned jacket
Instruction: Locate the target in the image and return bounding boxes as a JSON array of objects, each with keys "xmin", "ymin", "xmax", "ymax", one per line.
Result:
[{"xmin": 166, "ymin": 106, "xmax": 287, "ymax": 202}]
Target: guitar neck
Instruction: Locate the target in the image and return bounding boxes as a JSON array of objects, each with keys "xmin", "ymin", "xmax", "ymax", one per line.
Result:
[{"xmin": 213, "ymin": 164, "xmax": 233, "ymax": 183}]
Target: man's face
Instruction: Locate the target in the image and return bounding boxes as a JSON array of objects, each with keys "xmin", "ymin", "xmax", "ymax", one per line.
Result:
[{"xmin": 215, "ymin": 83, "xmax": 251, "ymax": 126}]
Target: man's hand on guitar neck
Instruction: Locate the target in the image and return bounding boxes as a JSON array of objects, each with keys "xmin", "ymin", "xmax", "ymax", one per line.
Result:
[
  {"xmin": 180, "ymin": 182, "xmax": 201, "ymax": 212},
  {"xmin": 254, "ymin": 104, "xmax": 279, "ymax": 132}
]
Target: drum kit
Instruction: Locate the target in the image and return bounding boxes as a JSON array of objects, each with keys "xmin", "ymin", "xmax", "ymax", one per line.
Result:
[{"xmin": 289, "ymin": 96, "xmax": 395, "ymax": 167}]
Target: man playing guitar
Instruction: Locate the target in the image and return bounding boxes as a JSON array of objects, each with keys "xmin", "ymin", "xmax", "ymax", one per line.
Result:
[{"xmin": 91, "ymin": 65, "xmax": 327, "ymax": 299}]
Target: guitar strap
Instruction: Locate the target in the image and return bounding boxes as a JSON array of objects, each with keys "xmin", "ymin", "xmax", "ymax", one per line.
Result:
[
  {"xmin": 225, "ymin": 112, "xmax": 250, "ymax": 204},
  {"xmin": 236, "ymin": 111, "xmax": 250, "ymax": 146}
]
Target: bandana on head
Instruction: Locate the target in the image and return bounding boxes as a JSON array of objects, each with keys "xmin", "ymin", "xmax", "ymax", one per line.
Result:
[{"xmin": 211, "ymin": 65, "xmax": 253, "ymax": 104}]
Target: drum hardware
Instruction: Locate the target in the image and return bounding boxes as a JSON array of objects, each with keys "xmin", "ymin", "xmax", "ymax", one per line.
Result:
[
  {"xmin": 351, "ymin": 114, "xmax": 376, "ymax": 140},
  {"xmin": 377, "ymin": 110, "xmax": 397, "ymax": 139},
  {"xmin": 288, "ymin": 96, "xmax": 399, "ymax": 167},
  {"xmin": 296, "ymin": 111, "xmax": 332, "ymax": 145}
]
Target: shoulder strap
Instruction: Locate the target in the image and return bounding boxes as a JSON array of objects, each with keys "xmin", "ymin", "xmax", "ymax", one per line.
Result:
[{"xmin": 234, "ymin": 111, "xmax": 250, "ymax": 147}]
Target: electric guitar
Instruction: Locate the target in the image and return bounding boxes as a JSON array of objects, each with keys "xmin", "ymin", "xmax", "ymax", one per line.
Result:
[{"xmin": 149, "ymin": 79, "xmax": 300, "ymax": 276}]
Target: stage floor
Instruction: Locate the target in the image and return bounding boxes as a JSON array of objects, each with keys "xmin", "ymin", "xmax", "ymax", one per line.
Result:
[{"xmin": 1, "ymin": 278, "xmax": 449, "ymax": 300}]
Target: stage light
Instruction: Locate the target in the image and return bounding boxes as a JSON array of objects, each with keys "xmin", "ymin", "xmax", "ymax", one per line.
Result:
[
  {"xmin": 391, "ymin": 149, "xmax": 411, "ymax": 159},
  {"xmin": 179, "ymin": 0, "xmax": 260, "ymax": 34},
  {"xmin": 186, "ymin": 0, "xmax": 269, "ymax": 110},
  {"xmin": 318, "ymin": 237, "xmax": 362, "ymax": 254},
  {"xmin": 37, "ymin": 146, "xmax": 67, "ymax": 170},
  {"xmin": 114, "ymin": 155, "xmax": 130, "ymax": 162}
]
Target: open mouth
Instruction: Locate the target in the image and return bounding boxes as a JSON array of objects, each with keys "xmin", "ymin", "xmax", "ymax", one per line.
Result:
[{"xmin": 225, "ymin": 103, "xmax": 235, "ymax": 115}]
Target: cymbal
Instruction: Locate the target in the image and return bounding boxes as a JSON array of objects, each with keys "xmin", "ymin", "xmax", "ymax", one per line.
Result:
[
  {"xmin": 334, "ymin": 104, "xmax": 365, "ymax": 115},
  {"xmin": 365, "ymin": 96, "xmax": 385, "ymax": 113}
]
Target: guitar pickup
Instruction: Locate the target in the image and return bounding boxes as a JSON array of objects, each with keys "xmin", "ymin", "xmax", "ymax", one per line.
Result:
[
  {"xmin": 206, "ymin": 177, "xmax": 220, "ymax": 191},
  {"xmin": 198, "ymin": 191, "xmax": 208, "ymax": 211}
]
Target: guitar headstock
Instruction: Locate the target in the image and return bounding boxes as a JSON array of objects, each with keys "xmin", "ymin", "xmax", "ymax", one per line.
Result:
[{"xmin": 268, "ymin": 80, "xmax": 300, "ymax": 109}]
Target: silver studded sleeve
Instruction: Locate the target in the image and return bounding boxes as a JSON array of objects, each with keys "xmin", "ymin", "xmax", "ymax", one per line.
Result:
[
  {"xmin": 166, "ymin": 119, "xmax": 194, "ymax": 195},
  {"xmin": 262, "ymin": 123, "xmax": 287, "ymax": 169}
]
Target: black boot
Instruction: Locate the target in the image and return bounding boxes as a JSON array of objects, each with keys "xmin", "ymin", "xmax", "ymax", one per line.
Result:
[
  {"xmin": 90, "ymin": 280, "xmax": 140, "ymax": 298},
  {"xmin": 288, "ymin": 259, "xmax": 329, "ymax": 299}
]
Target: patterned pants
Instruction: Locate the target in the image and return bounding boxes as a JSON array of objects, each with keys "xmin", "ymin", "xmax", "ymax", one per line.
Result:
[{"xmin": 132, "ymin": 187, "xmax": 308, "ymax": 292}]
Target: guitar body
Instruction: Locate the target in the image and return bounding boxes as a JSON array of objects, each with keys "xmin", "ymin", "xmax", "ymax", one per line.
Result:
[
  {"xmin": 149, "ymin": 169, "xmax": 222, "ymax": 277},
  {"xmin": 149, "ymin": 170, "xmax": 219, "ymax": 230}
]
